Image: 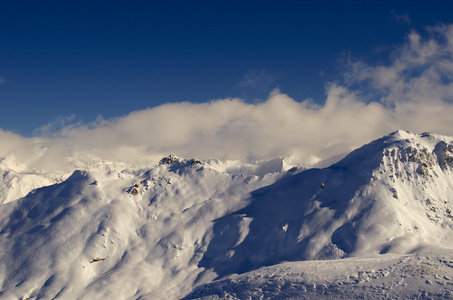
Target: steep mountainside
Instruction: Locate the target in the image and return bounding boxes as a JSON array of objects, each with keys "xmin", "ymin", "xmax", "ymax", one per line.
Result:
[
  {"xmin": 1, "ymin": 131, "xmax": 453, "ymax": 299},
  {"xmin": 195, "ymin": 131, "xmax": 453, "ymax": 278}
]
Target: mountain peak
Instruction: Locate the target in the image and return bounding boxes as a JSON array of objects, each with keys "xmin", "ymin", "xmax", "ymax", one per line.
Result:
[{"xmin": 1, "ymin": 131, "xmax": 453, "ymax": 298}]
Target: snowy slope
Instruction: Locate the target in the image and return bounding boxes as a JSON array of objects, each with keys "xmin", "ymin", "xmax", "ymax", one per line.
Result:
[
  {"xmin": 0, "ymin": 154, "xmax": 142, "ymax": 205},
  {"xmin": 191, "ymin": 131, "xmax": 453, "ymax": 278},
  {"xmin": 0, "ymin": 155, "xmax": 66, "ymax": 205},
  {"xmin": 0, "ymin": 156, "xmax": 283, "ymax": 299},
  {"xmin": 186, "ymin": 250, "xmax": 453, "ymax": 299},
  {"xmin": 1, "ymin": 131, "xmax": 453, "ymax": 299}
]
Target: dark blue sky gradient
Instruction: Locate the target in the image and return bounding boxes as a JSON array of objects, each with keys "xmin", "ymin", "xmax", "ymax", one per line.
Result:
[{"xmin": 1, "ymin": 0, "xmax": 453, "ymax": 135}]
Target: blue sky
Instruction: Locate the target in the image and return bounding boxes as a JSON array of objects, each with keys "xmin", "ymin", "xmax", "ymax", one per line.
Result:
[{"xmin": 1, "ymin": 0, "xmax": 453, "ymax": 136}]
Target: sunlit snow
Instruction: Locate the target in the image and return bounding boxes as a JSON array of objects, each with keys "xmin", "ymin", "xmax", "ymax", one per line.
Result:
[{"xmin": 1, "ymin": 131, "xmax": 453, "ymax": 299}]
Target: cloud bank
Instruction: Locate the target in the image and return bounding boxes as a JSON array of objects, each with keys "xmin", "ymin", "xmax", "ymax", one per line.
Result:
[{"xmin": 2, "ymin": 24, "xmax": 453, "ymax": 172}]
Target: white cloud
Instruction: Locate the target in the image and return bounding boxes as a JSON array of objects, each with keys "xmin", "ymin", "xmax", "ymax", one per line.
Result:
[
  {"xmin": 1, "ymin": 25, "xmax": 453, "ymax": 172},
  {"xmin": 0, "ymin": 88, "xmax": 397, "ymax": 171},
  {"xmin": 33, "ymin": 114, "xmax": 78, "ymax": 136},
  {"xmin": 347, "ymin": 24, "xmax": 453, "ymax": 106},
  {"xmin": 239, "ymin": 69, "xmax": 275, "ymax": 88}
]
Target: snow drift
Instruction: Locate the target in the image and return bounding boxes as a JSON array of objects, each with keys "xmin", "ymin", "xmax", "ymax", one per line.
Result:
[{"xmin": 1, "ymin": 130, "xmax": 453, "ymax": 299}]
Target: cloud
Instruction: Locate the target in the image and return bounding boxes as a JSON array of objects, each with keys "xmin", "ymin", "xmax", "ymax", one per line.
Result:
[
  {"xmin": 346, "ymin": 24, "xmax": 453, "ymax": 106},
  {"xmin": 33, "ymin": 114, "xmax": 79, "ymax": 136},
  {"xmin": 239, "ymin": 69, "xmax": 275, "ymax": 88},
  {"xmin": 391, "ymin": 10, "xmax": 411, "ymax": 25},
  {"xmin": 1, "ymin": 24, "xmax": 453, "ymax": 172},
  {"xmin": 27, "ymin": 89, "xmax": 386, "ymax": 169},
  {"xmin": 0, "ymin": 77, "xmax": 6, "ymax": 85}
]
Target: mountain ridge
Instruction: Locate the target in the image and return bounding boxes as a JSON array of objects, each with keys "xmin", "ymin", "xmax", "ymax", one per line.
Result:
[{"xmin": 1, "ymin": 130, "xmax": 453, "ymax": 299}]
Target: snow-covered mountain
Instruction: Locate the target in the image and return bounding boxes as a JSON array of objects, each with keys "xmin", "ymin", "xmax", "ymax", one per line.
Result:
[{"xmin": 1, "ymin": 130, "xmax": 453, "ymax": 299}]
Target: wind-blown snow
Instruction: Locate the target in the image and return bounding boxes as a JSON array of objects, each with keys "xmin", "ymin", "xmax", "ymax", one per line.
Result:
[{"xmin": 1, "ymin": 131, "xmax": 453, "ymax": 299}]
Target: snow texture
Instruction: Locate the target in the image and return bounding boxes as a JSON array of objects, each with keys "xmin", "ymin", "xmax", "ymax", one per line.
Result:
[{"xmin": 1, "ymin": 130, "xmax": 453, "ymax": 299}]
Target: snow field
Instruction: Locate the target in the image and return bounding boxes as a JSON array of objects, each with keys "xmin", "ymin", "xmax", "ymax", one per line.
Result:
[{"xmin": 0, "ymin": 131, "xmax": 453, "ymax": 299}]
